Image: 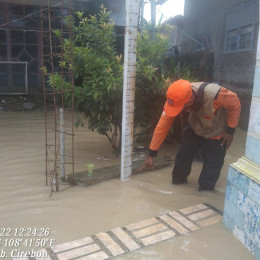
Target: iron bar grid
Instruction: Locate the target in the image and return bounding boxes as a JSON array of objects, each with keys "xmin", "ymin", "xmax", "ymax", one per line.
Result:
[{"xmin": 41, "ymin": 0, "xmax": 75, "ymax": 192}]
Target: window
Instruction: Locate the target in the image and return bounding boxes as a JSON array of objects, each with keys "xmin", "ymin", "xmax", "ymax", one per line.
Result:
[
  {"xmin": 10, "ymin": 4, "xmax": 24, "ymax": 27},
  {"xmin": 195, "ymin": 33, "xmax": 211, "ymax": 51},
  {"xmin": 10, "ymin": 5, "xmax": 41, "ymax": 28},
  {"xmin": 226, "ymin": 30, "xmax": 237, "ymax": 51},
  {"xmin": 239, "ymin": 25, "xmax": 253, "ymax": 49},
  {"xmin": 224, "ymin": 0, "xmax": 256, "ymax": 54}
]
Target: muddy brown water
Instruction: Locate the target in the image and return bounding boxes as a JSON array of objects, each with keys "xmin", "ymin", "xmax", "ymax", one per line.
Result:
[{"xmin": 0, "ymin": 111, "xmax": 255, "ymax": 259}]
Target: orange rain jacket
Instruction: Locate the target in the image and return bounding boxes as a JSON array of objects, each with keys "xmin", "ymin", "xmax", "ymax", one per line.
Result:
[{"xmin": 149, "ymin": 87, "xmax": 241, "ymax": 153}]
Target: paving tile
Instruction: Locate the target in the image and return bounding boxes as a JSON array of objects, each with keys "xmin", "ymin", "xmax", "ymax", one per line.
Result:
[
  {"xmin": 96, "ymin": 232, "xmax": 125, "ymax": 256},
  {"xmin": 125, "ymin": 218, "xmax": 158, "ymax": 231},
  {"xmin": 52, "ymin": 237, "xmax": 94, "ymax": 253},
  {"xmin": 111, "ymin": 227, "xmax": 140, "ymax": 251},
  {"xmin": 169, "ymin": 211, "xmax": 199, "ymax": 231},
  {"xmin": 197, "ymin": 215, "xmax": 223, "ymax": 227},
  {"xmin": 56, "ymin": 243, "xmax": 101, "ymax": 260},
  {"xmin": 140, "ymin": 230, "xmax": 175, "ymax": 246},
  {"xmin": 38, "ymin": 204, "xmax": 223, "ymax": 260},
  {"xmin": 133, "ymin": 223, "xmax": 168, "ymax": 238},
  {"xmin": 77, "ymin": 251, "xmax": 109, "ymax": 260},
  {"xmin": 179, "ymin": 204, "xmax": 208, "ymax": 215},
  {"xmin": 188, "ymin": 209, "xmax": 216, "ymax": 221},
  {"xmin": 159, "ymin": 215, "xmax": 189, "ymax": 234}
]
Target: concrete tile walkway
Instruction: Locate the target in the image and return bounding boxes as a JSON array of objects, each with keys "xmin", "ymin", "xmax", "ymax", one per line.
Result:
[{"xmin": 14, "ymin": 203, "xmax": 222, "ymax": 260}]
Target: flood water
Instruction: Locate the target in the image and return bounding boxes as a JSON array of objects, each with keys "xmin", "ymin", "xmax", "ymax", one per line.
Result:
[{"xmin": 0, "ymin": 111, "xmax": 255, "ymax": 259}]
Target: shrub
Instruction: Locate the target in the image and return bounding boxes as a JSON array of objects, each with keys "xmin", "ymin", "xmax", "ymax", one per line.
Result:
[
  {"xmin": 48, "ymin": 7, "xmax": 198, "ymax": 154},
  {"xmin": 49, "ymin": 5, "xmax": 123, "ymax": 155}
]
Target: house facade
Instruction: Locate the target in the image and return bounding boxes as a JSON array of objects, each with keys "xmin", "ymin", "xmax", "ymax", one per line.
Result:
[
  {"xmin": 0, "ymin": 0, "xmax": 125, "ymax": 94},
  {"xmin": 182, "ymin": 0, "xmax": 259, "ymax": 129}
]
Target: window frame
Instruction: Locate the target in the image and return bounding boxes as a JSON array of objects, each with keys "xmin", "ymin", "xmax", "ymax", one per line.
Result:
[{"xmin": 224, "ymin": 0, "xmax": 256, "ymax": 54}]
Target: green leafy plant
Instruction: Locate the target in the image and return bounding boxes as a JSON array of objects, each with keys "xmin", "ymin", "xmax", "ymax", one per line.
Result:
[
  {"xmin": 49, "ymin": 5, "xmax": 123, "ymax": 155},
  {"xmin": 48, "ymin": 7, "xmax": 198, "ymax": 154},
  {"xmin": 134, "ymin": 24, "xmax": 198, "ymax": 143},
  {"xmin": 134, "ymin": 30, "xmax": 170, "ymax": 141}
]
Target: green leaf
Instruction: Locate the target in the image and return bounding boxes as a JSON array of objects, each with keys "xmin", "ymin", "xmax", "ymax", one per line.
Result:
[{"xmin": 93, "ymin": 92, "xmax": 99, "ymax": 99}]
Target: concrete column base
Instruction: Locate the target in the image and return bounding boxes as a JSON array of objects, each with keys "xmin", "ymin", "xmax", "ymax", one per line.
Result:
[{"xmin": 223, "ymin": 156, "xmax": 260, "ymax": 259}]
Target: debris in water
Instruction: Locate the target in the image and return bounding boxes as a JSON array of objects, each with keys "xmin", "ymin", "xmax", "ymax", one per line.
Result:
[
  {"xmin": 97, "ymin": 155, "xmax": 111, "ymax": 160},
  {"xmin": 23, "ymin": 102, "xmax": 36, "ymax": 110},
  {"xmin": 133, "ymin": 152, "xmax": 146, "ymax": 161}
]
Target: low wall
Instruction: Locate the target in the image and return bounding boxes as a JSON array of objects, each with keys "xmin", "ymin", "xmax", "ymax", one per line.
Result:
[
  {"xmin": 223, "ymin": 162, "xmax": 260, "ymax": 259},
  {"xmin": 68, "ymin": 156, "xmax": 170, "ymax": 186}
]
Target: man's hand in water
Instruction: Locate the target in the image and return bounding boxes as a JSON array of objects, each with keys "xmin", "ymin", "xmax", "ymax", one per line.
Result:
[
  {"xmin": 139, "ymin": 156, "xmax": 154, "ymax": 171},
  {"xmin": 221, "ymin": 132, "xmax": 233, "ymax": 150}
]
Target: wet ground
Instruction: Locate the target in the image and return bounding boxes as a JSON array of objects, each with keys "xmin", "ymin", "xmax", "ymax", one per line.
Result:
[{"xmin": 0, "ymin": 111, "xmax": 255, "ymax": 259}]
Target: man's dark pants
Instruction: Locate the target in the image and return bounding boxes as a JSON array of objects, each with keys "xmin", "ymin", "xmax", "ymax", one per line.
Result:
[{"xmin": 172, "ymin": 126, "xmax": 226, "ymax": 190}]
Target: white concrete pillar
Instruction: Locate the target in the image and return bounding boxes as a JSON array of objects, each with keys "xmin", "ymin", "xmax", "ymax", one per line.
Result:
[{"xmin": 121, "ymin": 0, "xmax": 140, "ymax": 181}]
